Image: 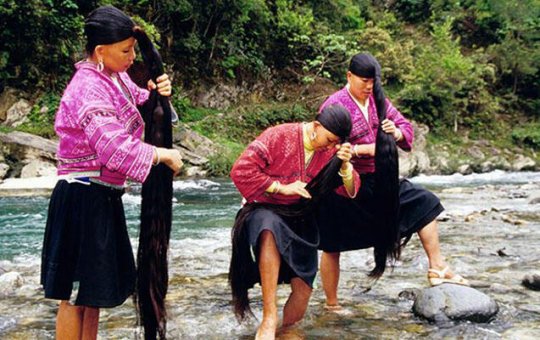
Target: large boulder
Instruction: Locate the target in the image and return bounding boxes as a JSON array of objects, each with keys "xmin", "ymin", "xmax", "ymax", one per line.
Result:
[
  {"xmin": 399, "ymin": 121, "xmax": 431, "ymax": 177},
  {"xmin": 20, "ymin": 159, "xmax": 56, "ymax": 178},
  {"xmin": 512, "ymin": 155, "xmax": 536, "ymax": 171},
  {"xmin": 2, "ymin": 99, "xmax": 31, "ymax": 127},
  {"xmin": 413, "ymin": 284, "xmax": 498, "ymax": 323},
  {"xmin": 173, "ymin": 123, "xmax": 218, "ymax": 166},
  {"xmin": 0, "ymin": 87, "xmax": 22, "ymax": 122},
  {"xmin": 0, "ymin": 131, "xmax": 57, "ymax": 162}
]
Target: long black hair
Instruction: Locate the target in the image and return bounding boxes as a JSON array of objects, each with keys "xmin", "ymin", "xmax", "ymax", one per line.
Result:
[
  {"xmin": 349, "ymin": 53, "xmax": 401, "ymax": 278},
  {"xmin": 229, "ymin": 105, "xmax": 352, "ymax": 321}
]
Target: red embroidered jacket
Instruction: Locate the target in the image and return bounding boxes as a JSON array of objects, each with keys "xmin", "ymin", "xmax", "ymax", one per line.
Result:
[{"xmin": 230, "ymin": 123, "xmax": 360, "ymax": 204}]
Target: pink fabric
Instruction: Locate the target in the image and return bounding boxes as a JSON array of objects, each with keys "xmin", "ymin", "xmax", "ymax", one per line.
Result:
[
  {"xmin": 55, "ymin": 61, "xmax": 153, "ymax": 185},
  {"xmin": 230, "ymin": 123, "xmax": 360, "ymax": 204},
  {"xmin": 320, "ymin": 87, "xmax": 414, "ymax": 174}
]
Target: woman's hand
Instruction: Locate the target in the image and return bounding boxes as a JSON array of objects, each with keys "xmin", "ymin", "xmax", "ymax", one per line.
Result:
[
  {"xmin": 148, "ymin": 74, "xmax": 172, "ymax": 97},
  {"xmin": 381, "ymin": 119, "xmax": 402, "ymax": 141},
  {"xmin": 352, "ymin": 143, "xmax": 375, "ymax": 157},
  {"xmin": 278, "ymin": 180, "xmax": 311, "ymax": 199},
  {"xmin": 336, "ymin": 142, "xmax": 353, "ymax": 162},
  {"xmin": 155, "ymin": 147, "xmax": 183, "ymax": 175}
]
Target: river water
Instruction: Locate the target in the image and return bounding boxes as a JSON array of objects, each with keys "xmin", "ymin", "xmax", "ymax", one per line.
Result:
[{"xmin": 0, "ymin": 171, "xmax": 539, "ymax": 339}]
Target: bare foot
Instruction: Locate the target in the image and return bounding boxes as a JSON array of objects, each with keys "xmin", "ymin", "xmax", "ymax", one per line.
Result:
[{"xmin": 255, "ymin": 316, "xmax": 279, "ymax": 340}]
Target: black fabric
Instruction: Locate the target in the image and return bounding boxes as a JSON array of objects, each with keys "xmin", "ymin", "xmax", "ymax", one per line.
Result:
[
  {"xmin": 242, "ymin": 208, "xmax": 319, "ymax": 288},
  {"xmin": 84, "ymin": 5, "xmax": 135, "ymax": 53},
  {"xmin": 316, "ymin": 105, "xmax": 352, "ymax": 142},
  {"xmin": 317, "ymin": 174, "xmax": 444, "ymax": 252},
  {"xmin": 41, "ymin": 180, "xmax": 135, "ymax": 308},
  {"xmin": 349, "ymin": 53, "xmax": 376, "ymax": 78}
]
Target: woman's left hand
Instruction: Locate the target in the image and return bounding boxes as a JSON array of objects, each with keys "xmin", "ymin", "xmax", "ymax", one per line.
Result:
[
  {"xmin": 381, "ymin": 118, "xmax": 402, "ymax": 140},
  {"xmin": 336, "ymin": 142, "xmax": 353, "ymax": 162},
  {"xmin": 147, "ymin": 74, "xmax": 172, "ymax": 97}
]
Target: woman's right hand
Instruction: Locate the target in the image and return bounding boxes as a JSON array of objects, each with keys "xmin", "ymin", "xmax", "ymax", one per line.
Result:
[
  {"xmin": 353, "ymin": 143, "xmax": 376, "ymax": 157},
  {"xmin": 155, "ymin": 147, "xmax": 183, "ymax": 175},
  {"xmin": 278, "ymin": 180, "xmax": 311, "ymax": 199}
]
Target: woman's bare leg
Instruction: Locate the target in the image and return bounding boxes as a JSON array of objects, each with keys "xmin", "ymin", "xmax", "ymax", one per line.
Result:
[
  {"xmin": 320, "ymin": 251, "xmax": 341, "ymax": 307},
  {"xmin": 282, "ymin": 277, "xmax": 312, "ymax": 327},
  {"xmin": 81, "ymin": 306, "xmax": 100, "ymax": 340},
  {"xmin": 56, "ymin": 300, "xmax": 83, "ymax": 340},
  {"xmin": 256, "ymin": 230, "xmax": 281, "ymax": 340}
]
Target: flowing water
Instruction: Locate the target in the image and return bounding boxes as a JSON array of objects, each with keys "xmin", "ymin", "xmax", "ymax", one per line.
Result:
[{"xmin": 0, "ymin": 171, "xmax": 539, "ymax": 339}]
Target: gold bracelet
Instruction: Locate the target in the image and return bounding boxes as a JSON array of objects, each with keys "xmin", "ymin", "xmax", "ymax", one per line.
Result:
[
  {"xmin": 273, "ymin": 181, "xmax": 281, "ymax": 194},
  {"xmin": 153, "ymin": 146, "xmax": 160, "ymax": 166}
]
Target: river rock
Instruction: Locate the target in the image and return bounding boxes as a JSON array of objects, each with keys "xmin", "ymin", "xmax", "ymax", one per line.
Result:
[
  {"xmin": 173, "ymin": 124, "xmax": 216, "ymax": 166},
  {"xmin": 530, "ymin": 197, "xmax": 540, "ymax": 204},
  {"xmin": 2, "ymin": 99, "xmax": 31, "ymax": 127},
  {"xmin": 522, "ymin": 274, "xmax": 540, "ymax": 291},
  {"xmin": 20, "ymin": 159, "xmax": 56, "ymax": 178},
  {"xmin": 457, "ymin": 164, "xmax": 472, "ymax": 175},
  {"xmin": 467, "ymin": 146, "xmax": 485, "ymax": 160},
  {"xmin": 0, "ymin": 131, "xmax": 57, "ymax": 162},
  {"xmin": 0, "ymin": 87, "xmax": 22, "ymax": 121},
  {"xmin": 512, "ymin": 155, "xmax": 536, "ymax": 171},
  {"xmin": 412, "ymin": 284, "xmax": 498, "ymax": 323},
  {"xmin": 0, "ymin": 271, "xmax": 24, "ymax": 295},
  {"xmin": 0, "ymin": 163, "xmax": 9, "ymax": 179},
  {"xmin": 184, "ymin": 166, "xmax": 208, "ymax": 177}
]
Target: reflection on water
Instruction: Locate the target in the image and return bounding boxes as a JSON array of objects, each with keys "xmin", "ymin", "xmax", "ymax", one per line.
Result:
[{"xmin": 0, "ymin": 173, "xmax": 539, "ymax": 339}]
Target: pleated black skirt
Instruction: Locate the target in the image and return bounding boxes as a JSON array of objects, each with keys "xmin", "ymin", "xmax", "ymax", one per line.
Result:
[
  {"xmin": 40, "ymin": 180, "xmax": 136, "ymax": 308},
  {"xmin": 317, "ymin": 174, "xmax": 444, "ymax": 252},
  {"xmin": 244, "ymin": 208, "xmax": 319, "ymax": 287}
]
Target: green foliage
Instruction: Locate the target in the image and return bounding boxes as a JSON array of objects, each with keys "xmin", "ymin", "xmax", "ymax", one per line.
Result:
[
  {"xmin": 511, "ymin": 122, "xmax": 540, "ymax": 149},
  {"xmin": 398, "ymin": 17, "xmax": 499, "ymax": 132},
  {"xmin": 0, "ymin": 0, "xmax": 83, "ymax": 90},
  {"xmin": 205, "ymin": 139, "xmax": 244, "ymax": 176},
  {"xmin": 355, "ymin": 25, "xmax": 415, "ymax": 87},
  {"xmin": 18, "ymin": 92, "xmax": 60, "ymax": 138},
  {"xmin": 171, "ymin": 94, "xmax": 216, "ymax": 123}
]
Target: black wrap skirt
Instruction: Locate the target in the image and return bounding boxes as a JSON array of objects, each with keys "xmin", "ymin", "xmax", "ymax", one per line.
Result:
[
  {"xmin": 41, "ymin": 180, "xmax": 136, "ymax": 308},
  {"xmin": 242, "ymin": 208, "xmax": 319, "ymax": 287},
  {"xmin": 317, "ymin": 173, "xmax": 444, "ymax": 252}
]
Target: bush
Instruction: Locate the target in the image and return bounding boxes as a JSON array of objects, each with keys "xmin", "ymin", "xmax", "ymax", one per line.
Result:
[{"xmin": 512, "ymin": 122, "xmax": 540, "ymax": 149}]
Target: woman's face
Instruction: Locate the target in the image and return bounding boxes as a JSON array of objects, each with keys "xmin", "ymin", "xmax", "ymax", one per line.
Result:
[
  {"xmin": 312, "ymin": 122, "xmax": 340, "ymax": 151},
  {"xmin": 97, "ymin": 37, "xmax": 137, "ymax": 74},
  {"xmin": 347, "ymin": 71, "xmax": 374, "ymax": 103}
]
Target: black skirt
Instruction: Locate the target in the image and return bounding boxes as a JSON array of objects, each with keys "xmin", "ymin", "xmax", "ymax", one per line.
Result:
[
  {"xmin": 317, "ymin": 174, "xmax": 444, "ymax": 252},
  {"xmin": 40, "ymin": 180, "xmax": 136, "ymax": 308},
  {"xmin": 243, "ymin": 208, "xmax": 319, "ymax": 287}
]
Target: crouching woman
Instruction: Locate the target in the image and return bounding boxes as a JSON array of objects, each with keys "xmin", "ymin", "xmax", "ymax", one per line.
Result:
[{"xmin": 229, "ymin": 105, "xmax": 360, "ymax": 339}]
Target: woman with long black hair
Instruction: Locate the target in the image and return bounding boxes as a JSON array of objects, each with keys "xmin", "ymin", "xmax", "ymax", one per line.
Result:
[
  {"xmin": 229, "ymin": 105, "xmax": 360, "ymax": 339},
  {"xmin": 317, "ymin": 53, "xmax": 468, "ymax": 312},
  {"xmin": 40, "ymin": 6, "xmax": 182, "ymax": 339}
]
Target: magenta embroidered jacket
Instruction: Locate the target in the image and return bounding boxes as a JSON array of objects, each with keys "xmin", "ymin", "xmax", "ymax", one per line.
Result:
[
  {"xmin": 230, "ymin": 123, "xmax": 360, "ymax": 204},
  {"xmin": 320, "ymin": 87, "xmax": 414, "ymax": 174},
  {"xmin": 55, "ymin": 61, "xmax": 154, "ymax": 185}
]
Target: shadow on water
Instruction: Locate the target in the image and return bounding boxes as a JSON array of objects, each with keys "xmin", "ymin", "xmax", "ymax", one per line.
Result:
[{"xmin": 0, "ymin": 173, "xmax": 539, "ymax": 339}]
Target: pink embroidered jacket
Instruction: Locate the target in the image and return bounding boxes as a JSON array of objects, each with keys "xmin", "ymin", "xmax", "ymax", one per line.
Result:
[
  {"xmin": 55, "ymin": 61, "xmax": 154, "ymax": 185},
  {"xmin": 320, "ymin": 87, "xmax": 414, "ymax": 174},
  {"xmin": 230, "ymin": 123, "xmax": 360, "ymax": 204}
]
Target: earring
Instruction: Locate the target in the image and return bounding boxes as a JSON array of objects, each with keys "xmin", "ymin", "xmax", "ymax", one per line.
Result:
[
  {"xmin": 310, "ymin": 131, "xmax": 317, "ymax": 141},
  {"xmin": 97, "ymin": 58, "xmax": 104, "ymax": 72}
]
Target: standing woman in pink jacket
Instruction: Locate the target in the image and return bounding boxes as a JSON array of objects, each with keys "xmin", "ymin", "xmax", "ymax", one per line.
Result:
[
  {"xmin": 316, "ymin": 53, "xmax": 469, "ymax": 312},
  {"xmin": 40, "ymin": 6, "xmax": 183, "ymax": 339}
]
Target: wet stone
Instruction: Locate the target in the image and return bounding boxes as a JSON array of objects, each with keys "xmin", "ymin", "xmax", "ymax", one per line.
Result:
[
  {"xmin": 522, "ymin": 274, "xmax": 540, "ymax": 291},
  {"xmin": 413, "ymin": 284, "xmax": 498, "ymax": 323}
]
